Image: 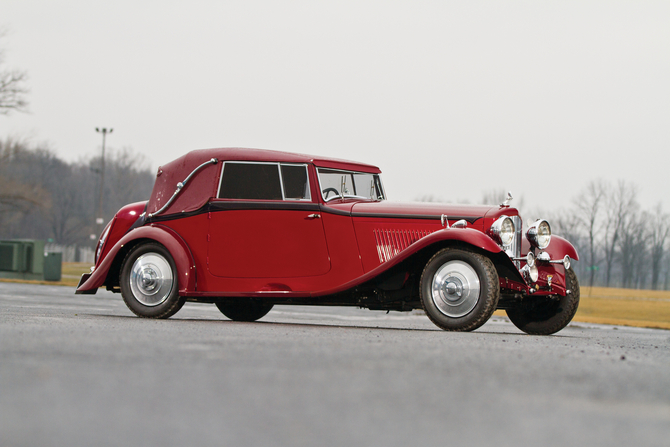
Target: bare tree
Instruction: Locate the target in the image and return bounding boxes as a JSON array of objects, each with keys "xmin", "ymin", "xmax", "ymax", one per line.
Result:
[
  {"xmin": 602, "ymin": 180, "xmax": 638, "ymax": 287},
  {"xmin": 648, "ymin": 204, "xmax": 670, "ymax": 290},
  {"xmin": 0, "ymin": 139, "xmax": 48, "ymax": 238},
  {"xmin": 103, "ymin": 147, "xmax": 154, "ymax": 214},
  {"xmin": 0, "ymin": 139, "xmax": 154, "ymax": 245},
  {"xmin": 618, "ymin": 209, "xmax": 646, "ymax": 288},
  {"xmin": 573, "ymin": 180, "xmax": 606, "ymax": 288},
  {"xmin": 87, "ymin": 147, "xmax": 154, "ymax": 224},
  {"xmin": 0, "ymin": 33, "xmax": 29, "ymax": 115}
]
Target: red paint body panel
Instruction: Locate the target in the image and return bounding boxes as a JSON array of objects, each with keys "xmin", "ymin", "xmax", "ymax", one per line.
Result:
[
  {"xmin": 181, "ymin": 227, "xmax": 505, "ymax": 298},
  {"xmin": 81, "ymin": 147, "xmax": 580, "ymax": 302},
  {"xmin": 208, "ymin": 208, "xmax": 331, "ymax": 278},
  {"xmin": 520, "ymin": 235, "xmax": 579, "ymax": 261},
  {"xmin": 351, "ymin": 201, "xmax": 496, "ymax": 222},
  {"xmin": 543, "ymin": 235, "xmax": 580, "ymax": 261}
]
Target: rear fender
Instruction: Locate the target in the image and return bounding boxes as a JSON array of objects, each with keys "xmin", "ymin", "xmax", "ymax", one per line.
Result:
[{"xmin": 75, "ymin": 225, "xmax": 196, "ymax": 294}]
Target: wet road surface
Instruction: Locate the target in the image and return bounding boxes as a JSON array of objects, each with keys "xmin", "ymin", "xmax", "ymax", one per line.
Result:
[{"xmin": 1, "ymin": 282, "xmax": 669, "ymax": 447}]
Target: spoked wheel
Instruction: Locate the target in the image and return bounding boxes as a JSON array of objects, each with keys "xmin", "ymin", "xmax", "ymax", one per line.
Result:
[
  {"xmin": 506, "ymin": 267, "xmax": 580, "ymax": 335},
  {"xmin": 215, "ymin": 300, "xmax": 274, "ymax": 322},
  {"xmin": 120, "ymin": 243, "xmax": 185, "ymax": 319},
  {"xmin": 420, "ymin": 248, "xmax": 499, "ymax": 332}
]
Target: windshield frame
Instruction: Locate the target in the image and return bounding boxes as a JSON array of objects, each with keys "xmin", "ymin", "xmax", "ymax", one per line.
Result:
[{"xmin": 316, "ymin": 167, "xmax": 386, "ymax": 203}]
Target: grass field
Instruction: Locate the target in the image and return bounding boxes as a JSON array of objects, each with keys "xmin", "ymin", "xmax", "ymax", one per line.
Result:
[
  {"xmin": 2, "ymin": 263, "xmax": 669, "ymax": 330},
  {"xmin": 573, "ymin": 286, "xmax": 670, "ymax": 330},
  {"xmin": 0, "ymin": 262, "xmax": 91, "ymax": 287}
]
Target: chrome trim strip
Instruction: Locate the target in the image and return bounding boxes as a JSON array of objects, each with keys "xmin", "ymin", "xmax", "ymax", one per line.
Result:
[{"xmin": 218, "ymin": 161, "xmax": 312, "ymax": 202}]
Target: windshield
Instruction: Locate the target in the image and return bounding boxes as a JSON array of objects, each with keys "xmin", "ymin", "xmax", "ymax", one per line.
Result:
[{"xmin": 317, "ymin": 168, "xmax": 385, "ymax": 202}]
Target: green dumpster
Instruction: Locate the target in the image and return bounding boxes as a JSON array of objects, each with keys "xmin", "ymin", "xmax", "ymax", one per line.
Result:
[
  {"xmin": 43, "ymin": 252, "xmax": 63, "ymax": 282},
  {"xmin": 0, "ymin": 239, "xmax": 45, "ymax": 280}
]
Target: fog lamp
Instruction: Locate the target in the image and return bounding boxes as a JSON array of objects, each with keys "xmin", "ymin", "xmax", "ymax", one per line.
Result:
[
  {"xmin": 521, "ymin": 263, "xmax": 539, "ymax": 283},
  {"xmin": 526, "ymin": 251, "xmax": 535, "ymax": 268}
]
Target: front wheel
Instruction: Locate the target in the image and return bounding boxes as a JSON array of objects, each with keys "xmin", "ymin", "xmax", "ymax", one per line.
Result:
[
  {"xmin": 120, "ymin": 243, "xmax": 185, "ymax": 319},
  {"xmin": 215, "ymin": 300, "xmax": 274, "ymax": 322},
  {"xmin": 506, "ymin": 267, "xmax": 580, "ymax": 335},
  {"xmin": 420, "ymin": 248, "xmax": 500, "ymax": 332}
]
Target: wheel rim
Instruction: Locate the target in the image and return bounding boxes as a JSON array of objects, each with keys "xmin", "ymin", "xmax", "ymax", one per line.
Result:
[
  {"xmin": 129, "ymin": 253, "xmax": 174, "ymax": 307},
  {"xmin": 431, "ymin": 260, "xmax": 481, "ymax": 318}
]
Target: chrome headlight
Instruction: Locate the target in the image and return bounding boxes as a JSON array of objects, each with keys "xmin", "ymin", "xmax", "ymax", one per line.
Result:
[
  {"xmin": 489, "ymin": 216, "xmax": 515, "ymax": 248},
  {"xmin": 527, "ymin": 219, "xmax": 551, "ymax": 249}
]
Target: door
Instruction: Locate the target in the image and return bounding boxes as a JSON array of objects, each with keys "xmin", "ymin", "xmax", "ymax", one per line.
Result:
[
  {"xmin": 208, "ymin": 206, "xmax": 331, "ymax": 278},
  {"xmin": 207, "ymin": 161, "xmax": 331, "ymax": 278}
]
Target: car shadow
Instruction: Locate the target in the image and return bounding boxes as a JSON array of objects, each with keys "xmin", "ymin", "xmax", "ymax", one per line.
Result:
[{"xmin": 81, "ymin": 312, "xmax": 578, "ymax": 337}]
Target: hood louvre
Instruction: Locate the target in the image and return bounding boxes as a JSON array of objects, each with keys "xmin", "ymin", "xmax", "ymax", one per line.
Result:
[{"xmin": 373, "ymin": 228, "xmax": 435, "ymax": 263}]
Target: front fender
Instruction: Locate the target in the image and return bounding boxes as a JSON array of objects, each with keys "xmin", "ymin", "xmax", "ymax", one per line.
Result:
[
  {"xmin": 541, "ymin": 235, "xmax": 579, "ymax": 261},
  {"xmin": 419, "ymin": 227, "xmax": 505, "ymax": 254},
  {"xmin": 313, "ymin": 227, "xmax": 514, "ymax": 296},
  {"xmin": 75, "ymin": 224, "xmax": 196, "ymax": 294}
]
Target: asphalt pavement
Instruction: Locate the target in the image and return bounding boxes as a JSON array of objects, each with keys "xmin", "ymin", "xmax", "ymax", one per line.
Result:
[{"xmin": 1, "ymin": 282, "xmax": 669, "ymax": 447}]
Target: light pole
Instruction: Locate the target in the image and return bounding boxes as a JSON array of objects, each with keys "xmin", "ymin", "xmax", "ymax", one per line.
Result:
[{"xmin": 95, "ymin": 127, "xmax": 113, "ymax": 233}]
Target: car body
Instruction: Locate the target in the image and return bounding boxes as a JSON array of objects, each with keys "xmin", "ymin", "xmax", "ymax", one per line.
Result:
[{"xmin": 77, "ymin": 148, "xmax": 580, "ymax": 334}]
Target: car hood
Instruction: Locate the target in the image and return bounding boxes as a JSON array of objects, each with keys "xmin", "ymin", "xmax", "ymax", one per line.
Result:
[{"xmin": 350, "ymin": 201, "xmax": 513, "ymax": 225}]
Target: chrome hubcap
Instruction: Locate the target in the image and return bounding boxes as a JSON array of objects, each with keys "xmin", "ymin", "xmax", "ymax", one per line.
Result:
[
  {"xmin": 129, "ymin": 253, "xmax": 173, "ymax": 306},
  {"xmin": 431, "ymin": 260, "xmax": 480, "ymax": 317}
]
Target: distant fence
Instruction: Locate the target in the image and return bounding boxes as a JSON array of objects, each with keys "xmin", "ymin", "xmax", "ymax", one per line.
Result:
[{"xmin": 45, "ymin": 244, "xmax": 95, "ymax": 264}]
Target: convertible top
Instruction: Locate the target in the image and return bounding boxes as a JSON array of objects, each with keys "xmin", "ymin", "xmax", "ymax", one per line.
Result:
[{"xmin": 146, "ymin": 148, "xmax": 382, "ymax": 216}]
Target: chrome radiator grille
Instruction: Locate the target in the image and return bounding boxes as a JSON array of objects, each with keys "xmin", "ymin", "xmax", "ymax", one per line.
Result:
[{"xmin": 511, "ymin": 215, "xmax": 522, "ymax": 267}]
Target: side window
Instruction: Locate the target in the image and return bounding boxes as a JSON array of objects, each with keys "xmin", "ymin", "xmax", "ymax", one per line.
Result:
[
  {"xmin": 219, "ymin": 163, "xmax": 282, "ymax": 200},
  {"xmin": 281, "ymin": 164, "xmax": 310, "ymax": 200}
]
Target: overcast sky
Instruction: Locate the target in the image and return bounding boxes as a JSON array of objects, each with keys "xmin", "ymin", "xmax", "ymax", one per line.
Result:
[{"xmin": 2, "ymin": 0, "xmax": 669, "ymax": 216}]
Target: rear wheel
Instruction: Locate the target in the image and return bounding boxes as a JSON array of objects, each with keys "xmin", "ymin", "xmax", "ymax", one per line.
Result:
[
  {"xmin": 120, "ymin": 243, "xmax": 185, "ymax": 319},
  {"xmin": 506, "ymin": 267, "xmax": 580, "ymax": 335},
  {"xmin": 215, "ymin": 300, "xmax": 274, "ymax": 322},
  {"xmin": 420, "ymin": 248, "xmax": 499, "ymax": 332}
]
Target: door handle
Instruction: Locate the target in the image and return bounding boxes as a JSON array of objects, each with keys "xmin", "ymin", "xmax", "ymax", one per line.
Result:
[{"xmin": 307, "ymin": 214, "xmax": 321, "ymax": 219}]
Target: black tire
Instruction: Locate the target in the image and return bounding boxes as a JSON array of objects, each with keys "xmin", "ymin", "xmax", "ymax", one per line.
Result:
[
  {"xmin": 420, "ymin": 248, "xmax": 499, "ymax": 332},
  {"xmin": 119, "ymin": 242, "xmax": 185, "ymax": 319},
  {"xmin": 215, "ymin": 300, "xmax": 274, "ymax": 322},
  {"xmin": 506, "ymin": 267, "xmax": 580, "ymax": 335}
]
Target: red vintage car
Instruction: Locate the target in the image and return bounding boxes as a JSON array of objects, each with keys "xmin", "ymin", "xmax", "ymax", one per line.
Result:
[{"xmin": 77, "ymin": 148, "xmax": 580, "ymax": 335}]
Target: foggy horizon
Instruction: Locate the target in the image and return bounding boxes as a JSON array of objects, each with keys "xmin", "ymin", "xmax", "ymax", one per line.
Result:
[{"xmin": 3, "ymin": 0, "xmax": 669, "ymax": 214}]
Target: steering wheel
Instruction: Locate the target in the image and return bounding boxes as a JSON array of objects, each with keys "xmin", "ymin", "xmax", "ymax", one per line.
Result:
[{"xmin": 322, "ymin": 187, "xmax": 341, "ymax": 199}]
